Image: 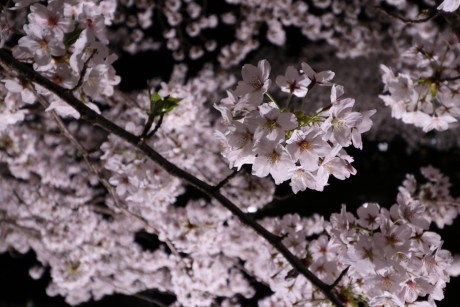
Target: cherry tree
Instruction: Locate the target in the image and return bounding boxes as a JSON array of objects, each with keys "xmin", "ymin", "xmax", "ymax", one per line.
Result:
[{"xmin": 1, "ymin": 1, "xmax": 460, "ymax": 306}]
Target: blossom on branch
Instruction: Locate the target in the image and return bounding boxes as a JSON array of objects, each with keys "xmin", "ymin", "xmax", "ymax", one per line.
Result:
[
  {"xmin": 234, "ymin": 59, "xmax": 271, "ymax": 108},
  {"xmin": 0, "ymin": 1, "xmax": 460, "ymax": 307},
  {"xmin": 217, "ymin": 59, "xmax": 375, "ymax": 193}
]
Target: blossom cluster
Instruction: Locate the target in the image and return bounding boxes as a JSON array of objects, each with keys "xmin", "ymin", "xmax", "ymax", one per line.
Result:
[
  {"xmin": 0, "ymin": 64, "xmax": 268, "ymax": 305},
  {"xmin": 380, "ymin": 33, "xmax": 460, "ymax": 132},
  {"xmin": 1, "ymin": 0, "xmax": 460, "ymax": 306},
  {"xmin": 216, "ymin": 59, "xmax": 375, "ymax": 193},
  {"xmin": 103, "ymin": 0, "xmax": 459, "ymax": 69},
  {"xmin": 255, "ymin": 168, "xmax": 456, "ymax": 306},
  {"xmin": 2, "ymin": 0, "xmax": 119, "ymax": 125},
  {"xmin": 317, "ymin": 166, "xmax": 459, "ymax": 306},
  {"xmin": 325, "ymin": 200, "xmax": 452, "ymax": 306},
  {"xmin": 399, "ymin": 165, "xmax": 460, "ymax": 229}
]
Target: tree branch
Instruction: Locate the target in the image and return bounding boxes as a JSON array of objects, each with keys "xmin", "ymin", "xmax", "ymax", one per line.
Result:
[
  {"xmin": 144, "ymin": 112, "xmax": 164, "ymax": 140},
  {"xmin": 374, "ymin": 6, "xmax": 440, "ymax": 24},
  {"xmin": 438, "ymin": 74, "xmax": 460, "ymax": 82},
  {"xmin": 68, "ymin": 49, "xmax": 97, "ymax": 92},
  {"xmin": 30, "ymin": 87, "xmax": 124, "ymax": 214},
  {"xmin": 0, "ymin": 49, "xmax": 344, "ymax": 307},
  {"xmin": 326, "ymin": 266, "xmax": 349, "ymax": 291},
  {"xmin": 213, "ymin": 169, "xmax": 239, "ymax": 190}
]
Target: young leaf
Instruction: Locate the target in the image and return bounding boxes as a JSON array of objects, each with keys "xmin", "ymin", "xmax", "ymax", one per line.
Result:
[{"xmin": 64, "ymin": 27, "xmax": 84, "ymax": 48}]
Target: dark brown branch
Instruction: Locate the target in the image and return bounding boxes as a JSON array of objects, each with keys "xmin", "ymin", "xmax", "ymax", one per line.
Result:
[
  {"xmin": 145, "ymin": 113, "xmax": 164, "ymax": 140},
  {"xmin": 213, "ymin": 169, "xmax": 239, "ymax": 190},
  {"xmin": 20, "ymin": 67, "xmax": 167, "ymax": 237},
  {"xmin": 68, "ymin": 49, "xmax": 97, "ymax": 92},
  {"xmin": 327, "ymin": 266, "xmax": 350, "ymax": 290},
  {"xmin": 30, "ymin": 87, "xmax": 124, "ymax": 214},
  {"xmin": 438, "ymin": 74, "xmax": 460, "ymax": 82},
  {"xmin": 0, "ymin": 49, "xmax": 344, "ymax": 307},
  {"xmin": 374, "ymin": 6, "xmax": 440, "ymax": 24}
]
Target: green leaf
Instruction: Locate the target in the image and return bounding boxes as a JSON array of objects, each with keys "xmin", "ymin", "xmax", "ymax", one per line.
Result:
[
  {"xmin": 64, "ymin": 27, "xmax": 84, "ymax": 47},
  {"xmin": 151, "ymin": 92, "xmax": 162, "ymax": 103},
  {"xmin": 149, "ymin": 92, "xmax": 181, "ymax": 119},
  {"xmin": 298, "ymin": 114, "xmax": 325, "ymax": 127},
  {"xmin": 430, "ymin": 82, "xmax": 438, "ymax": 97}
]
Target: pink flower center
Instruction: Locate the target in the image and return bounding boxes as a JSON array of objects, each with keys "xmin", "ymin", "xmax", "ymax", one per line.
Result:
[
  {"xmin": 47, "ymin": 16, "xmax": 59, "ymax": 28},
  {"xmin": 250, "ymin": 79, "xmax": 263, "ymax": 90}
]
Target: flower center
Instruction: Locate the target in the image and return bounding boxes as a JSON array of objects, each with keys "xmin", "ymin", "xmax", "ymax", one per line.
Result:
[
  {"xmin": 299, "ymin": 140, "xmax": 311, "ymax": 152},
  {"xmin": 264, "ymin": 119, "xmax": 279, "ymax": 131},
  {"xmin": 363, "ymin": 247, "xmax": 374, "ymax": 261},
  {"xmin": 47, "ymin": 16, "xmax": 59, "ymax": 27},
  {"xmin": 332, "ymin": 118, "xmax": 344, "ymax": 127},
  {"xmin": 288, "ymin": 81, "xmax": 297, "ymax": 93},
  {"xmin": 268, "ymin": 151, "xmax": 280, "ymax": 164},
  {"xmin": 52, "ymin": 76, "xmax": 63, "ymax": 85},
  {"xmin": 250, "ymin": 79, "xmax": 263, "ymax": 91},
  {"xmin": 39, "ymin": 39, "xmax": 48, "ymax": 49},
  {"xmin": 241, "ymin": 132, "xmax": 251, "ymax": 146}
]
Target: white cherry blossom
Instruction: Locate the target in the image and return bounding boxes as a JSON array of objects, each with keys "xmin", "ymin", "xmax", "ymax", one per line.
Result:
[
  {"xmin": 275, "ymin": 65, "xmax": 311, "ymax": 97},
  {"xmin": 252, "ymin": 143, "xmax": 295, "ymax": 184},
  {"xmin": 438, "ymin": 0, "xmax": 460, "ymax": 12},
  {"xmin": 301, "ymin": 62, "xmax": 335, "ymax": 86},
  {"xmin": 234, "ymin": 59, "xmax": 271, "ymax": 107},
  {"xmin": 286, "ymin": 128, "xmax": 330, "ymax": 171}
]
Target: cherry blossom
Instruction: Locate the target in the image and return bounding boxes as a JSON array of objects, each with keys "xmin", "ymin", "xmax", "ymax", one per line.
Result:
[
  {"xmin": 1, "ymin": 1, "xmax": 460, "ymax": 307},
  {"xmin": 301, "ymin": 62, "xmax": 335, "ymax": 86},
  {"xmin": 216, "ymin": 59, "xmax": 375, "ymax": 193},
  {"xmin": 14, "ymin": 23, "xmax": 66, "ymax": 67},
  {"xmin": 275, "ymin": 65, "xmax": 311, "ymax": 97},
  {"xmin": 286, "ymin": 128, "xmax": 331, "ymax": 171},
  {"xmin": 438, "ymin": 0, "xmax": 460, "ymax": 12},
  {"xmin": 252, "ymin": 143, "xmax": 296, "ymax": 184},
  {"xmin": 234, "ymin": 59, "xmax": 271, "ymax": 107},
  {"xmin": 249, "ymin": 102, "xmax": 298, "ymax": 144}
]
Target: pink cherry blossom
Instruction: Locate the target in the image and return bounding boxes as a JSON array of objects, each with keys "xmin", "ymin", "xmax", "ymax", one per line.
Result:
[
  {"xmin": 234, "ymin": 59, "xmax": 271, "ymax": 107},
  {"xmin": 301, "ymin": 62, "xmax": 335, "ymax": 86},
  {"xmin": 275, "ymin": 66, "xmax": 311, "ymax": 97},
  {"xmin": 438, "ymin": 0, "xmax": 460, "ymax": 12},
  {"xmin": 252, "ymin": 143, "xmax": 296, "ymax": 184},
  {"xmin": 286, "ymin": 128, "xmax": 330, "ymax": 171}
]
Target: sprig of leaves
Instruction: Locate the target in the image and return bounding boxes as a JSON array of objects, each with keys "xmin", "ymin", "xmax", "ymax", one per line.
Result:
[{"xmin": 139, "ymin": 92, "xmax": 181, "ymax": 140}]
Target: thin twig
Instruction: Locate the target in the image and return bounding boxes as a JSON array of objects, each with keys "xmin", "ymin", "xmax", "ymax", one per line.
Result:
[
  {"xmin": 139, "ymin": 112, "xmax": 156, "ymax": 141},
  {"xmin": 165, "ymin": 238, "xmax": 180, "ymax": 257},
  {"xmin": 326, "ymin": 266, "xmax": 349, "ymax": 290},
  {"xmin": 28, "ymin": 86, "xmax": 161, "ymax": 232},
  {"xmin": 438, "ymin": 75, "xmax": 460, "ymax": 82},
  {"xmin": 145, "ymin": 113, "xmax": 164, "ymax": 139},
  {"xmin": 98, "ymin": 276, "xmax": 172, "ymax": 307},
  {"xmin": 374, "ymin": 5, "xmax": 440, "ymax": 24},
  {"xmin": 0, "ymin": 49, "xmax": 344, "ymax": 307},
  {"xmin": 133, "ymin": 293, "xmax": 169, "ymax": 307},
  {"xmin": 68, "ymin": 49, "xmax": 97, "ymax": 92},
  {"xmin": 1, "ymin": 218, "xmax": 41, "ymax": 238},
  {"xmin": 29, "ymin": 86, "xmax": 123, "ymax": 214},
  {"xmin": 213, "ymin": 169, "xmax": 239, "ymax": 190},
  {"xmin": 274, "ymin": 191, "xmax": 294, "ymax": 201}
]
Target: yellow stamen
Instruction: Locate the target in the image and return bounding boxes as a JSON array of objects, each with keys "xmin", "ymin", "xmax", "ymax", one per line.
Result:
[
  {"xmin": 264, "ymin": 119, "xmax": 279, "ymax": 131},
  {"xmin": 299, "ymin": 140, "xmax": 311, "ymax": 152}
]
